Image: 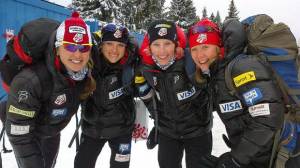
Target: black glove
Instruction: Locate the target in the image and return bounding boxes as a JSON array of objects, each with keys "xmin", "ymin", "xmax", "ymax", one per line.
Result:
[
  {"xmin": 222, "ymin": 134, "xmax": 232, "ymax": 148},
  {"xmin": 135, "ymin": 75, "xmax": 153, "ymax": 100},
  {"xmin": 199, "ymin": 154, "xmax": 218, "ymax": 168},
  {"xmin": 216, "ymin": 152, "xmax": 243, "ymax": 168},
  {"xmin": 146, "ymin": 127, "xmax": 158, "ymax": 149}
]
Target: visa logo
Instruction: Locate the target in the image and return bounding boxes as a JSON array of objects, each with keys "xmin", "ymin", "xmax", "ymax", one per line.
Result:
[
  {"xmin": 52, "ymin": 108, "xmax": 67, "ymax": 117},
  {"xmin": 219, "ymin": 100, "xmax": 243, "ymax": 113},
  {"xmin": 109, "ymin": 87, "xmax": 124, "ymax": 99},
  {"xmin": 177, "ymin": 86, "xmax": 196, "ymax": 101}
]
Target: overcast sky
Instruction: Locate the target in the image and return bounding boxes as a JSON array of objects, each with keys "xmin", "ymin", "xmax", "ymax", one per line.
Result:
[{"xmin": 50, "ymin": 0, "xmax": 300, "ymax": 42}]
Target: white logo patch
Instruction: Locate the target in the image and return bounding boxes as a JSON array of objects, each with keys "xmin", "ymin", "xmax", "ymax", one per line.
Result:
[
  {"xmin": 158, "ymin": 28, "xmax": 167, "ymax": 36},
  {"xmin": 11, "ymin": 124, "xmax": 30, "ymax": 135},
  {"xmin": 109, "ymin": 88, "xmax": 124, "ymax": 99},
  {"xmin": 219, "ymin": 100, "xmax": 243, "ymax": 113},
  {"xmin": 111, "ymin": 77, "xmax": 118, "ymax": 84},
  {"xmin": 18, "ymin": 90, "xmax": 29, "ymax": 102},
  {"xmin": 114, "ymin": 29, "xmax": 122, "ymax": 38},
  {"xmin": 196, "ymin": 33, "xmax": 207, "ymax": 43},
  {"xmin": 248, "ymin": 103, "xmax": 270, "ymax": 117},
  {"xmin": 54, "ymin": 94, "xmax": 67, "ymax": 105},
  {"xmin": 177, "ymin": 87, "xmax": 196, "ymax": 101},
  {"xmin": 153, "ymin": 76, "xmax": 157, "ymax": 86},
  {"xmin": 174, "ymin": 75, "xmax": 180, "ymax": 84},
  {"xmin": 115, "ymin": 154, "xmax": 130, "ymax": 162},
  {"xmin": 119, "ymin": 144, "xmax": 130, "ymax": 153},
  {"xmin": 69, "ymin": 26, "xmax": 86, "ymax": 34},
  {"xmin": 73, "ymin": 33, "xmax": 83, "ymax": 43}
]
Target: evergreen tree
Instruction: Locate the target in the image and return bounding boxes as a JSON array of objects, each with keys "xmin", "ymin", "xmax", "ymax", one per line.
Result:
[
  {"xmin": 72, "ymin": 0, "xmax": 166, "ymax": 30},
  {"xmin": 226, "ymin": 0, "xmax": 239, "ymax": 20},
  {"xmin": 215, "ymin": 11, "xmax": 222, "ymax": 26},
  {"xmin": 210, "ymin": 12, "xmax": 215, "ymax": 21},
  {"xmin": 167, "ymin": 0, "xmax": 197, "ymax": 29},
  {"xmin": 202, "ymin": 7, "xmax": 208, "ymax": 19},
  {"xmin": 119, "ymin": 0, "xmax": 138, "ymax": 29},
  {"xmin": 72, "ymin": 0, "xmax": 122, "ymax": 22}
]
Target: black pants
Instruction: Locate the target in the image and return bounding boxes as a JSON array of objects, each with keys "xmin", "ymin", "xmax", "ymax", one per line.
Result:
[
  {"xmin": 158, "ymin": 131, "xmax": 212, "ymax": 168},
  {"xmin": 39, "ymin": 135, "xmax": 60, "ymax": 168},
  {"xmin": 16, "ymin": 135, "xmax": 60, "ymax": 168},
  {"xmin": 74, "ymin": 134, "xmax": 132, "ymax": 168}
]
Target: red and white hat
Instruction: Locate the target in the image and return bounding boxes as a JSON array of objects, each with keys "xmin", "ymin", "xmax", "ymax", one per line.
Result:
[
  {"xmin": 188, "ymin": 19, "xmax": 221, "ymax": 49},
  {"xmin": 55, "ymin": 12, "xmax": 92, "ymax": 47}
]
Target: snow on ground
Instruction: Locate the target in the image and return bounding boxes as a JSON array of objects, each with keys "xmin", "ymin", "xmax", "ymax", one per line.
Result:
[{"xmin": 2, "ymin": 112, "xmax": 229, "ymax": 168}]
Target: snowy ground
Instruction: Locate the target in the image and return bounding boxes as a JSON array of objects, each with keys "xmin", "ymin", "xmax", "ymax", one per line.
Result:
[{"xmin": 2, "ymin": 112, "xmax": 229, "ymax": 168}]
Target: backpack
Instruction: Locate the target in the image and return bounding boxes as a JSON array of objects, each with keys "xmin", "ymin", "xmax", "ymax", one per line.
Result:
[
  {"xmin": 0, "ymin": 17, "xmax": 59, "ymax": 138},
  {"xmin": 0, "ymin": 18, "xmax": 60, "ymax": 92},
  {"xmin": 224, "ymin": 14, "xmax": 300, "ymax": 168}
]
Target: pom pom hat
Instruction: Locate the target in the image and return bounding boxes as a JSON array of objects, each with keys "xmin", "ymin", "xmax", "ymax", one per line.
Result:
[
  {"xmin": 188, "ymin": 19, "xmax": 221, "ymax": 48},
  {"xmin": 55, "ymin": 12, "xmax": 92, "ymax": 47}
]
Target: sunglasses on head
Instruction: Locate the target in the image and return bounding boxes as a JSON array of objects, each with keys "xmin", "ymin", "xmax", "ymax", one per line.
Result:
[
  {"xmin": 62, "ymin": 42, "xmax": 92, "ymax": 53},
  {"xmin": 102, "ymin": 23, "xmax": 129, "ymax": 35},
  {"xmin": 189, "ymin": 25, "xmax": 220, "ymax": 35}
]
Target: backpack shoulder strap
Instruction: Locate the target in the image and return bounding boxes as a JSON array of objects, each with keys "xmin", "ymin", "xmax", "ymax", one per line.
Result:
[
  {"xmin": 122, "ymin": 64, "xmax": 134, "ymax": 95},
  {"xmin": 30, "ymin": 63, "xmax": 53, "ymax": 101},
  {"xmin": 224, "ymin": 56, "xmax": 242, "ymax": 99},
  {"xmin": 184, "ymin": 49, "xmax": 196, "ymax": 80}
]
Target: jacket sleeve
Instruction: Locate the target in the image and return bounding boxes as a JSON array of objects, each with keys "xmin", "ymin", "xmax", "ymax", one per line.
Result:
[
  {"xmin": 5, "ymin": 69, "xmax": 44, "ymax": 168},
  {"xmin": 229, "ymin": 55, "xmax": 285, "ymax": 164}
]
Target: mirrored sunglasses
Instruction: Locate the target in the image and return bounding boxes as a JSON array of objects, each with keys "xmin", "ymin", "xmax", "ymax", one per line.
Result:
[
  {"xmin": 102, "ymin": 23, "xmax": 129, "ymax": 35},
  {"xmin": 190, "ymin": 25, "xmax": 219, "ymax": 35},
  {"xmin": 63, "ymin": 43, "xmax": 91, "ymax": 53}
]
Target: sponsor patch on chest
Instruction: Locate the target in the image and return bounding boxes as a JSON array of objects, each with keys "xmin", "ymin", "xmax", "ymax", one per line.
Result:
[
  {"xmin": 248, "ymin": 103, "xmax": 270, "ymax": 117},
  {"xmin": 54, "ymin": 94, "xmax": 66, "ymax": 105},
  {"xmin": 177, "ymin": 86, "xmax": 196, "ymax": 101},
  {"xmin": 219, "ymin": 100, "xmax": 243, "ymax": 113},
  {"xmin": 243, "ymin": 88, "xmax": 263, "ymax": 106},
  {"xmin": 109, "ymin": 87, "xmax": 124, "ymax": 99},
  {"xmin": 233, "ymin": 71, "xmax": 256, "ymax": 87},
  {"xmin": 51, "ymin": 108, "xmax": 68, "ymax": 117}
]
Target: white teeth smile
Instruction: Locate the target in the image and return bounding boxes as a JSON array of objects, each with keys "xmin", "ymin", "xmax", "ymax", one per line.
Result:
[
  {"xmin": 199, "ymin": 58, "xmax": 209, "ymax": 64},
  {"xmin": 70, "ymin": 60, "xmax": 81, "ymax": 64}
]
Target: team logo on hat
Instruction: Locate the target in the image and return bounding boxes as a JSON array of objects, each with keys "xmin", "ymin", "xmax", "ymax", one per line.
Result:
[
  {"xmin": 158, "ymin": 28, "xmax": 167, "ymax": 36},
  {"xmin": 114, "ymin": 29, "xmax": 122, "ymax": 38},
  {"xmin": 69, "ymin": 26, "xmax": 86, "ymax": 34},
  {"xmin": 196, "ymin": 33, "xmax": 207, "ymax": 43},
  {"xmin": 155, "ymin": 24, "xmax": 172, "ymax": 28},
  {"xmin": 73, "ymin": 33, "xmax": 83, "ymax": 43}
]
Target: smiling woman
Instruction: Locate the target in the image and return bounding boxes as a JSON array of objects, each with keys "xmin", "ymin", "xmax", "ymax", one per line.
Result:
[{"xmin": 4, "ymin": 12, "xmax": 96, "ymax": 168}]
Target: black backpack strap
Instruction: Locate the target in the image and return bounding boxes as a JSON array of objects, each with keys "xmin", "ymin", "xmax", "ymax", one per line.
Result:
[
  {"xmin": 224, "ymin": 56, "xmax": 242, "ymax": 99},
  {"xmin": 184, "ymin": 49, "xmax": 196, "ymax": 81},
  {"xmin": 122, "ymin": 64, "xmax": 134, "ymax": 95},
  {"xmin": 30, "ymin": 64, "xmax": 53, "ymax": 101}
]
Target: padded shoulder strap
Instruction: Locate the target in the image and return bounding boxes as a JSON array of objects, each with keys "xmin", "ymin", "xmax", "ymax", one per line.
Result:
[
  {"xmin": 30, "ymin": 63, "xmax": 53, "ymax": 101},
  {"xmin": 122, "ymin": 64, "xmax": 134, "ymax": 95},
  {"xmin": 224, "ymin": 56, "xmax": 242, "ymax": 99}
]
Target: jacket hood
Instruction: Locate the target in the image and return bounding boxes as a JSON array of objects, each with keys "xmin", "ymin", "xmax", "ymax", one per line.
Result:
[{"xmin": 219, "ymin": 18, "xmax": 247, "ymax": 68}]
